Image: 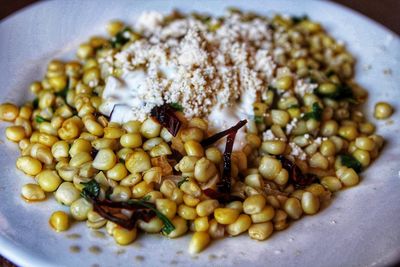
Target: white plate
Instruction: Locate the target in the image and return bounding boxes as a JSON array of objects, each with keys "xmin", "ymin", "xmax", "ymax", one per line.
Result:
[{"xmin": 1, "ymin": 1, "xmax": 399, "ymax": 266}]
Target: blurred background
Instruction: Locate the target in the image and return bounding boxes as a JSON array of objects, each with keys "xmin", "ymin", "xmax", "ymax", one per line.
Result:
[{"xmin": 1, "ymin": 0, "xmax": 400, "ymax": 35}]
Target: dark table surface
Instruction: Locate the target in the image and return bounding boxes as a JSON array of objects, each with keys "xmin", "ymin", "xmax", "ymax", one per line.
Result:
[{"xmin": 0, "ymin": 0, "xmax": 399, "ymax": 266}]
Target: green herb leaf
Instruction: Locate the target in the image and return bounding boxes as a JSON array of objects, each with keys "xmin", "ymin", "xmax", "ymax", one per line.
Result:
[
  {"xmin": 141, "ymin": 195, "xmax": 151, "ymax": 201},
  {"xmin": 340, "ymin": 154, "xmax": 362, "ymax": 173},
  {"xmin": 288, "ymin": 104, "xmax": 300, "ymax": 109},
  {"xmin": 32, "ymin": 98, "xmax": 39, "ymax": 109},
  {"xmin": 81, "ymin": 180, "xmax": 101, "ymax": 200},
  {"xmin": 326, "ymin": 70, "xmax": 336, "ymax": 77},
  {"xmin": 316, "ymin": 83, "xmax": 355, "ymax": 101},
  {"xmin": 303, "ymin": 102, "xmax": 323, "ymax": 121},
  {"xmin": 127, "ymin": 198, "xmax": 175, "ymax": 234},
  {"xmin": 268, "ymin": 85, "xmax": 277, "ymax": 91},
  {"xmin": 291, "ymin": 15, "xmax": 308, "ymax": 24},
  {"xmin": 35, "ymin": 115, "xmax": 49, "ymax": 123},
  {"xmin": 254, "ymin": 115, "xmax": 264, "ymax": 124},
  {"xmin": 169, "ymin": 102, "xmax": 184, "ymax": 112},
  {"xmin": 177, "ymin": 177, "xmax": 189, "ymax": 187},
  {"xmin": 111, "ymin": 27, "xmax": 132, "ymax": 48}
]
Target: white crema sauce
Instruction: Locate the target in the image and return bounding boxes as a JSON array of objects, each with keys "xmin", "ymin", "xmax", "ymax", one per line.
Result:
[{"xmin": 100, "ymin": 71, "xmax": 256, "ymax": 150}]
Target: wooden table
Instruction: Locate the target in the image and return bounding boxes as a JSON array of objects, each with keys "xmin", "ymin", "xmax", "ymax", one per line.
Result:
[{"xmin": 0, "ymin": 1, "xmax": 399, "ymax": 266}]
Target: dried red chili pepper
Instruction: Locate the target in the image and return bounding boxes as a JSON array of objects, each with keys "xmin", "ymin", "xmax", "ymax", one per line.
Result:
[
  {"xmin": 276, "ymin": 155, "xmax": 317, "ymax": 187},
  {"xmin": 203, "ymin": 188, "xmax": 243, "ymax": 203},
  {"xmin": 150, "ymin": 104, "xmax": 182, "ymax": 136},
  {"xmin": 200, "ymin": 120, "xmax": 247, "ymax": 194},
  {"xmin": 201, "ymin": 120, "xmax": 247, "ymax": 147}
]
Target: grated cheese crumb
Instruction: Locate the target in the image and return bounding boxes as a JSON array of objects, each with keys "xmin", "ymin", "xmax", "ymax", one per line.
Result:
[
  {"xmin": 286, "ymin": 117, "xmax": 299, "ymax": 135},
  {"xmin": 289, "ymin": 142, "xmax": 307, "ymax": 160},
  {"xmin": 294, "ymin": 79, "xmax": 318, "ymax": 97}
]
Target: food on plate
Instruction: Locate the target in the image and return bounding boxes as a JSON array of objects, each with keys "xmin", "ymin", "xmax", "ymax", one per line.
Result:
[
  {"xmin": 374, "ymin": 102, "xmax": 393, "ymax": 119},
  {"xmin": 0, "ymin": 8, "xmax": 389, "ymax": 254}
]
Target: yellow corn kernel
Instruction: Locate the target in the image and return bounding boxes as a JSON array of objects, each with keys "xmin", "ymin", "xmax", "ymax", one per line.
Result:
[
  {"xmin": 21, "ymin": 183, "xmax": 46, "ymax": 201},
  {"xmin": 36, "ymin": 170, "xmax": 62, "ymax": 192},
  {"xmin": 113, "ymin": 227, "xmax": 137, "ymax": 245},
  {"xmin": 196, "ymin": 199, "xmax": 219, "ymax": 217},
  {"xmin": 156, "ymin": 198, "xmax": 177, "ymax": 219},
  {"xmin": 69, "ymin": 152, "xmax": 92, "ymax": 167},
  {"xmin": 226, "ymin": 214, "xmax": 252, "ymax": 236},
  {"xmin": 131, "ymin": 181, "xmax": 154, "ymax": 199},
  {"xmin": 283, "ymin": 197, "xmax": 303, "ymax": 220},
  {"xmin": 214, "ymin": 208, "xmax": 240, "ymax": 225},
  {"xmin": 243, "ymin": 194, "xmax": 266, "ymax": 215},
  {"xmin": 301, "ymin": 191, "xmax": 320, "ymax": 215},
  {"xmin": 106, "ymin": 20, "xmax": 124, "ymax": 36},
  {"xmin": 251, "ymin": 205, "xmax": 275, "ymax": 223},
  {"xmin": 166, "ymin": 216, "xmax": 188, "ymax": 238},
  {"xmin": 120, "ymin": 133, "xmax": 142, "ymax": 148},
  {"xmin": 106, "ymin": 163, "xmax": 128, "ymax": 181},
  {"xmin": 70, "ymin": 198, "xmax": 93, "ymax": 221},
  {"xmin": 320, "ymin": 176, "xmax": 342, "ymax": 192},
  {"xmin": 194, "ymin": 158, "xmax": 217, "ymax": 183},
  {"xmin": 189, "ymin": 232, "xmax": 211, "ymax": 254},
  {"xmin": 49, "ymin": 211, "xmax": 70, "ymax": 232},
  {"xmin": 5, "ymin": 126, "xmax": 26, "ymax": 142},
  {"xmin": 338, "ymin": 125, "xmax": 358, "ymax": 141},
  {"xmin": 355, "ymin": 137, "xmax": 375, "ymax": 151},
  {"xmin": 16, "ymin": 156, "xmax": 42, "ymax": 176},
  {"xmin": 140, "ymin": 118, "xmax": 161, "ymax": 138},
  {"xmin": 138, "ymin": 217, "xmax": 164, "ymax": 233},
  {"xmin": 184, "ymin": 140, "xmax": 204, "ymax": 157},
  {"xmin": 92, "ymin": 148, "xmax": 116, "ymax": 171},
  {"xmin": 178, "ymin": 204, "xmax": 197, "ymax": 220},
  {"xmin": 336, "ymin": 166, "xmax": 359, "ymax": 187},
  {"xmin": 194, "ymin": 217, "xmax": 209, "ymax": 232},
  {"xmin": 258, "ymin": 156, "xmax": 282, "ymax": 180},
  {"xmin": 248, "ymin": 222, "xmax": 274, "ymax": 241},
  {"xmin": 374, "ymin": 102, "xmax": 393, "ymax": 119},
  {"xmin": 125, "ymin": 150, "xmax": 151, "ymax": 173}
]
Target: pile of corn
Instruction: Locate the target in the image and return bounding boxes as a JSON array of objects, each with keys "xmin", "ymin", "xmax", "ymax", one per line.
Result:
[{"xmin": 0, "ymin": 9, "xmax": 393, "ymax": 254}]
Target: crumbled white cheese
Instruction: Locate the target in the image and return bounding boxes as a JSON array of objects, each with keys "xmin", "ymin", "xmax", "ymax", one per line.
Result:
[
  {"xmin": 289, "ymin": 142, "xmax": 307, "ymax": 160},
  {"xmin": 286, "ymin": 117, "xmax": 299, "ymax": 135},
  {"xmin": 313, "ymin": 137, "xmax": 328, "ymax": 146},
  {"xmin": 294, "ymin": 79, "xmax": 318, "ymax": 97},
  {"xmin": 263, "ymin": 130, "xmax": 277, "ymax": 141},
  {"xmin": 100, "ymin": 12, "xmax": 279, "ymax": 122},
  {"xmin": 135, "ymin": 11, "xmax": 163, "ymax": 33}
]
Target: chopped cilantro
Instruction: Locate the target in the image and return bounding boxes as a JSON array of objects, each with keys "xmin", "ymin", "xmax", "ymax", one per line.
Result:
[
  {"xmin": 170, "ymin": 102, "xmax": 184, "ymax": 112},
  {"xmin": 128, "ymin": 198, "xmax": 175, "ymax": 234},
  {"xmin": 32, "ymin": 98, "xmax": 39, "ymax": 109},
  {"xmin": 303, "ymin": 102, "xmax": 323, "ymax": 121},
  {"xmin": 111, "ymin": 27, "xmax": 132, "ymax": 48},
  {"xmin": 81, "ymin": 180, "xmax": 101, "ymax": 200},
  {"xmin": 288, "ymin": 104, "xmax": 300, "ymax": 109},
  {"xmin": 291, "ymin": 15, "xmax": 308, "ymax": 24},
  {"xmin": 141, "ymin": 195, "xmax": 151, "ymax": 201},
  {"xmin": 177, "ymin": 177, "xmax": 189, "ymax": 187},
  {"xmin": 254, "ymin": 115, "xmax": 264, "ymax": 124},
  {"xmin": 316, "ymin": 83, "xmax": 355, "ymax": 101},
  {"xmin": 340, "ymin": 154, "xmax": 362, "ymax": 173},
  {"xmin": 268, "ymin": 85, "xmax": 277, "ymax": 91},
  {"xmin": 35, "ymin": 115, "xmax": 49, "ymax": 123},
  {"xmin": 326, "ymin": 70, "xmax": 336, "ymax": 77}
]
